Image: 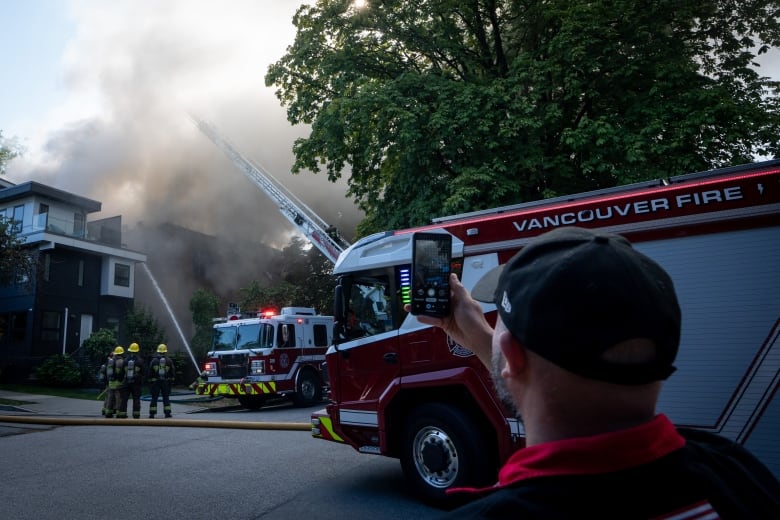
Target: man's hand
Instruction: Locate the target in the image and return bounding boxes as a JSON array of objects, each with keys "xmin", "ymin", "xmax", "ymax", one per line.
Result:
[{"xmin": 406, "ymin": 273, "xmax": 494, "ymax": 368}]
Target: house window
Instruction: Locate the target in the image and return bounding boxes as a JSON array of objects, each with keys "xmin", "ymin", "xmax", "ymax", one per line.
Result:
[
  {"xmin": 15, "ymin": 253, "xmax": 31, "ymax": 285},
  {"xmin": 74, "ymin": 213, "xmax": 85, "ymax": 236},
  {"xmin": 11, "ymin": 311, "xmax": 27, "ymax": 342},
  {"xmin": 39, "ymin": 203, "xmax": 49, "ymax": 229},
  {"xmin": 114, "ymin": 263, "xmax": 130, "ymax": 287},
  {"xmin": 12, "ymin": 205, "xmax": 24, "ymax": 233},
  {"xmin": 43, "ymin": 254, "xmax": 51, "ymax": 282},
  {"xmin": 41, "ymin": 311, "xmax": 61, "ymax": 342},
  {"xmin": 78, "ymin": 260, "xmax": 84, "ymax": 287}
]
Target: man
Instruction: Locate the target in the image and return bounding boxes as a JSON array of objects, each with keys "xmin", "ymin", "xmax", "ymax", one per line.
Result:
[
  {"xmin": 147, "ymin": 343, "xmax": 175, "ymax": 418},
  {"xmin": 105, "ymin": 346, "xmax": 128, "ymax": 419},
  {"xmin": 415, "ymin": 226, "xmax": 779, "ymax": 518},
  {"xmin": 98, "ymin": 350, "xmax": 114, "ymax": 416},
  {"xmin": 123, "ymin": 342, "xmax": 145, "ymax": 419}
]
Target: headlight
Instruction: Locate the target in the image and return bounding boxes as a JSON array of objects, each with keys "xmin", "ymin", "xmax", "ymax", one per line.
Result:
[
  {"xmin": 203, "ymin": 362, "xmax": 217, "ymax": 376},
  {"xmin": 250, "ymin": 359, "xmax": 265, "ymax": 375}
]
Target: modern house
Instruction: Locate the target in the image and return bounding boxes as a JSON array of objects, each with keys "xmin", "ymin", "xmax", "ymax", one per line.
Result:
[{"xmin": 0, "ymin": 178, "xmax": 146, "ymax": 381}]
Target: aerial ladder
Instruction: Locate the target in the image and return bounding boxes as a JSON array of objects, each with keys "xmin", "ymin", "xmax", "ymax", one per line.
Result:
[{"xmin": 189, "ymin": 115, "xmax": 350, "ymax": 264}]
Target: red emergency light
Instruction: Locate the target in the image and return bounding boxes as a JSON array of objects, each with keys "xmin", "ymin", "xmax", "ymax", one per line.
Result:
[{"xmin": 259, "ymin": 308, "xmax": 278, "ymax": 318}]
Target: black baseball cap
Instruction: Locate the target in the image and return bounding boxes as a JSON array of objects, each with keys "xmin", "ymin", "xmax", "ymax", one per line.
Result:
[{"xmin": 471, "ymin": 226, "xmax": 681, "ymax": 385}]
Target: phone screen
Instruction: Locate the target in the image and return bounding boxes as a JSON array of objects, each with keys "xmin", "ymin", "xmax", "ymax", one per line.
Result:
[{"xmin": 411, "ymin": 232, "xmax": 452, "ymax": 317}]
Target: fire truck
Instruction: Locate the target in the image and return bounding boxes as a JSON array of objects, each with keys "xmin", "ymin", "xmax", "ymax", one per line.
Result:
[
  {"xmin": 190, "ymin": 118, "xmax": 778, "ymax": 505},
  {"xmin": 190, "ymin": 118, "xmax": 343, "ymax": 411},
  {"xmin": 196, "ymin": 307, "xmax": 334, "ymax": 410},
  {"xmin": 311, "ymin": 160, "xmax": 780, "ymax": 506}
]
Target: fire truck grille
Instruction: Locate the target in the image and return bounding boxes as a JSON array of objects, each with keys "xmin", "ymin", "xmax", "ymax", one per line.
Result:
[{"xmin": 220, "ymin": 354, "xmax": 248, "ymax": 379}]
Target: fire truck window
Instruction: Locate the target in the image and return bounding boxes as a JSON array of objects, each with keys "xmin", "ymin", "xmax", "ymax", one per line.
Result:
[
  {"xmin": 349, "ymin": 277, "xmax": 392, "ymax": 337},
  {"xmin": 278, "ymin": 324, "xmax": 294, "ymax": 347},
  {"xmin": 259, "ymin": 323, "xmax": 275, "ymax": 349},
  {"xmin": 313, "ymin": 324, "xmax": 328, "ymax": 347}
]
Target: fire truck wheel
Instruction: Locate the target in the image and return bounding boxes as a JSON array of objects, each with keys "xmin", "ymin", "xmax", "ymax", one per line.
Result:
[
  {"xmin": 237, "ymin": 395, "xmax": 265, "ymax": 410},
  {"xmin": 401, "ymin": 403, "xmax": 495, "ymax": 508},
  {"xmin": 293, "ymin": 369, "xmax": 322, "ymax": 407}
]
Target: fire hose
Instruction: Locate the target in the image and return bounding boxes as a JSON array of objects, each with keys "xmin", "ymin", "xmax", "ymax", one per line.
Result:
[{"xmin": 0, "ymin": 414, "xmax": 310, "ymax": 430}]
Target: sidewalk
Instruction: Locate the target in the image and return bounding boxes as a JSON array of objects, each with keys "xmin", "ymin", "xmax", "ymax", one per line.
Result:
[{"xmin": 0, "ymin": 389, "xmax": 200, "ymax": 417}]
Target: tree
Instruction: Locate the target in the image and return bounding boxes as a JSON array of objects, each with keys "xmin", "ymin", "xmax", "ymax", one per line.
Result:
[
  {"xmin": 189, "ymin": 288, "xmax": 220, "ymax": 361},
  {"xmin": 0, "ymin": 217, "xmax": 35, "ymax": 286},
  {"xmin": 81, "ymin": 328, "xmax": 118, "ymax": 367},
  {"xmin": 124, "ymin": 304, "xmax": 167, "ymax": 360},
  {"xmin": 239, "ymin": 237, "xmax": 336, "ymax": 314},
  {"xmin": 0, "ymin": 130, "xmax": 22, "ymax": 175},
  {"xmin": 0, "ymin": 131, "xmax": 34, "ymax": 285},
  {"xmin": 240, "ymin": 280, "xmax": 306, "ymax": 314},
  {"xmin": 266, "ymin": 0, "xmax": 780, "ymax": 235}
]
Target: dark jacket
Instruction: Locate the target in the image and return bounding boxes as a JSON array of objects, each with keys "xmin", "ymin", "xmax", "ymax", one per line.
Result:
[
  {"xmin": 146, "ymin": 355, "xmax": 175, "ymax": 383},
  {"xmin": 443, "ymin": 415, "xmax": 780, "ymax": 519},
  {"xmin": 124, "ymin": 354, "xmax": 144, "ymax": 387}
]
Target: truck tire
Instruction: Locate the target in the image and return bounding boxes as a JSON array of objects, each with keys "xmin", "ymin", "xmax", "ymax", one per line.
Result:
[
  {"xmin": 293, "ymin": 369, "xmax": 322, "ymax": 407},
  {"xmin": 237, "ymin": 395, "xmax": 265, "ymax": 410},
  {"xmin": 401, "ymin": 402, "xmax": 496, "ymax": 509}
]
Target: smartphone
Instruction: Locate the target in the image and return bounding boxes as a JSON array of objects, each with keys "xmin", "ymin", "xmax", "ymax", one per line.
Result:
[{"xmin": 411, "ymin": 232, "xmax": 452, "ymax": 317}]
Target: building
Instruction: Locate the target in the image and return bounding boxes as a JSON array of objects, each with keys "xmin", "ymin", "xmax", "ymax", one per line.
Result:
[{"xmin": 0, "ymin": 178, "xmax": 146, "ymax": 381}]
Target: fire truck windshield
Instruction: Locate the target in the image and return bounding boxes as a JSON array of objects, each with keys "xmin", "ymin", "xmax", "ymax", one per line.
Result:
[
  {"xmin": 259, "ymin": 323, "xmax": 275, "ymax": 349},
  {"xmin": 236, "ymin": 323, "xmax": 261, "ymax": 349},
  {"xmin": 212, "ymin": 325, "xmax": 237, "ymax": 351}
]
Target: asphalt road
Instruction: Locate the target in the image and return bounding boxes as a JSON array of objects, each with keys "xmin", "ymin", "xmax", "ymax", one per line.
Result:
[{"xmin": 0, "ymin": 397, "xmax": 443, "ymax": 520}]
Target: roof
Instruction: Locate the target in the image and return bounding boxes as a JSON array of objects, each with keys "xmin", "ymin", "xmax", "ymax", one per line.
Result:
[{"xmin": 0, "ymin": 181, "xmax": 102, "ymax": 213}]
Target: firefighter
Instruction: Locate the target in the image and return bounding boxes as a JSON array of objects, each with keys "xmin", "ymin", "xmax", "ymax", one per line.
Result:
[
  {"xmin": 123, "ymin": 342, "xmax": 145, "ymax": 419},
  {"xmin": 147, "ymin": 343, "xmax": 175, "ymax": 418},
  {"xmin": 106, "ymin": 346, "xmax": 128, "ymax": 419},
  {"xmin": 98, "ymin": 350, "xmax": 114, "ymax": 416},
  {"xmin": 188, "ymin": 370, "xmax": 207, "ymax": 391}
]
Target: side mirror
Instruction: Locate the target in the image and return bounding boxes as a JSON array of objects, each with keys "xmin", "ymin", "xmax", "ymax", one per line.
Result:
[{"xmin": 333, "ymin": 283, "xmax": 346, "ymax": 346}]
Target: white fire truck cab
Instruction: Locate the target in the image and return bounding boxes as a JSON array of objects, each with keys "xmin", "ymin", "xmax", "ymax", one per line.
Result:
[
  {"xmin": 312, "ymin": 160, "xmax": 780, "ymax": 507},
  {"xmin": 196, "ymin": 307, "xmax": 333, "ymax": 410}
]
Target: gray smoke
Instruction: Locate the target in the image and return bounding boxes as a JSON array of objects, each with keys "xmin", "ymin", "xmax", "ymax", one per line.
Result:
[{"xmin": 7, "ymin": 1, "xmax": 361, "ymax": 346}]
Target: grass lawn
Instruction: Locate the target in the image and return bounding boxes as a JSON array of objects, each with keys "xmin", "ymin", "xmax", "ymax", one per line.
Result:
[
  {"xmin": 0, "ymin": 384, "xmax": 200, "ymax": 407},
  {"xmin": 0, "ymin": 383, "xmax": 101, "ymax": 402}
]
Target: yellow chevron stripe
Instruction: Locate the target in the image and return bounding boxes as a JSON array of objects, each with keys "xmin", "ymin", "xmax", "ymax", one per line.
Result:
[
  {"xmin": 314, "ymin": 415, "xmax": 343, "ymax": 442},
  {"xmin": 198, "ymin": 381, "xmax": 280, "ymax": 396},
  {"xmin": 241, "ymin": 381, "xmax": 278, "ymax": 395}
]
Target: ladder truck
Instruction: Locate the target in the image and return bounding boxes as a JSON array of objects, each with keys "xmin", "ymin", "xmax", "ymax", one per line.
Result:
[
  {"xmin": 189, "ymin": 115, "xmax": 350, "ymax": 264},
  {"xmin": 311, "ymin": 160, "xmax": 780, "ymax": 507},
  {"xmin": 189, "ymin": 117, "xmax": 349, "ymax": 408}
]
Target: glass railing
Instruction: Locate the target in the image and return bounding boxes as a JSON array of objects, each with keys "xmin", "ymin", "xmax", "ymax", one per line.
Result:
[
  {"xmin": 26, "ymin": 213, "xmax": 87, "ymax": 238},
  {"xmin": 6, "ymin": 213, "xmax": 123, "ymax": 248}
]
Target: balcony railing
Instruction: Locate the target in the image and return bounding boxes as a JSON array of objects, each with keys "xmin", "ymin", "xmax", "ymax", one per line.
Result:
[{"xmin": 27, "ymin": 213, "xmax": 87, "ymax": 239}]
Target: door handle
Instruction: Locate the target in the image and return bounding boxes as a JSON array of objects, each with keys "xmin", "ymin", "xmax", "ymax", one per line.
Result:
[{"xmin": 383, "ymin": 352, "xmax": 398, "ymax": 364}]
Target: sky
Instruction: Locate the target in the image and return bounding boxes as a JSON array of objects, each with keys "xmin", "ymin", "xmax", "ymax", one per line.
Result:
[{"xmin": 0, "ymin": 0, "xmax": 362, "ymax": 248}]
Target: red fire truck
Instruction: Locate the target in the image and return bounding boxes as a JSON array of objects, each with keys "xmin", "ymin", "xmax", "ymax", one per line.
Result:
[
  {"xmin": 196, "ymin": 307, "xmax": 333, "ymax": 410},
  {"xmin": 311, "ymin": 160, "xmax": 780, "ymax": 506}
]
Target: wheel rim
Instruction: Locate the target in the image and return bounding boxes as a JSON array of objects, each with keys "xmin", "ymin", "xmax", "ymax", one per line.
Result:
[
  {"xmin": 412, "ymin": 426, "xmax": 459, "ymax": 489},
  {"xmin": 300, "ymin": 377, "xmax": 316, "ymax": 400}
]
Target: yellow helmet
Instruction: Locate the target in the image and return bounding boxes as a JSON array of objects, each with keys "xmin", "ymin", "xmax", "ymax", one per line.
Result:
[
  {"xmin": 157, "ymin": 344, "xmax": 168, "ymax": 353},
  {"xmin": 114, "ymin": 346, "xmax": 125, "ymax": 355},
  {"xmin": 128, "ymin": 342, "xmax": 140, "ymax": 353}
]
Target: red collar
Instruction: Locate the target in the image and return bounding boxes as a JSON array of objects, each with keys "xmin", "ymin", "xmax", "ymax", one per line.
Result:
[{"xmin": 452, "ymin": 414, "xmax": 685, "ymax": 494}]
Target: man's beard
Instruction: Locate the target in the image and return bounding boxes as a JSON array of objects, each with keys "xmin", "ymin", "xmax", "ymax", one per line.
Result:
[{"xmin": 491, "ymin": 349, "xmax": 521, "ymax": 420}]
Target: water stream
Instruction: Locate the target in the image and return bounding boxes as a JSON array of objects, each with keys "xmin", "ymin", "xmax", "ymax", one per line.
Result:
[{"xmin": 139, "ymin": 262, "xmax": 199, "ymax": 371}]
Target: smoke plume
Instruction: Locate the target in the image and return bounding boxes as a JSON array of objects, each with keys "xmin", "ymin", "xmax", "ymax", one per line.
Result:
[{"xmin": 7, "ymin": 1, "xmax": 362, "ymax": 347}]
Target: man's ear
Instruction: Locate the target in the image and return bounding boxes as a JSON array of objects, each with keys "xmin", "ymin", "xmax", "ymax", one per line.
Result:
[{"xmin": 498, "ymin": 330, "xmax": 526, "ymax": 377}]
